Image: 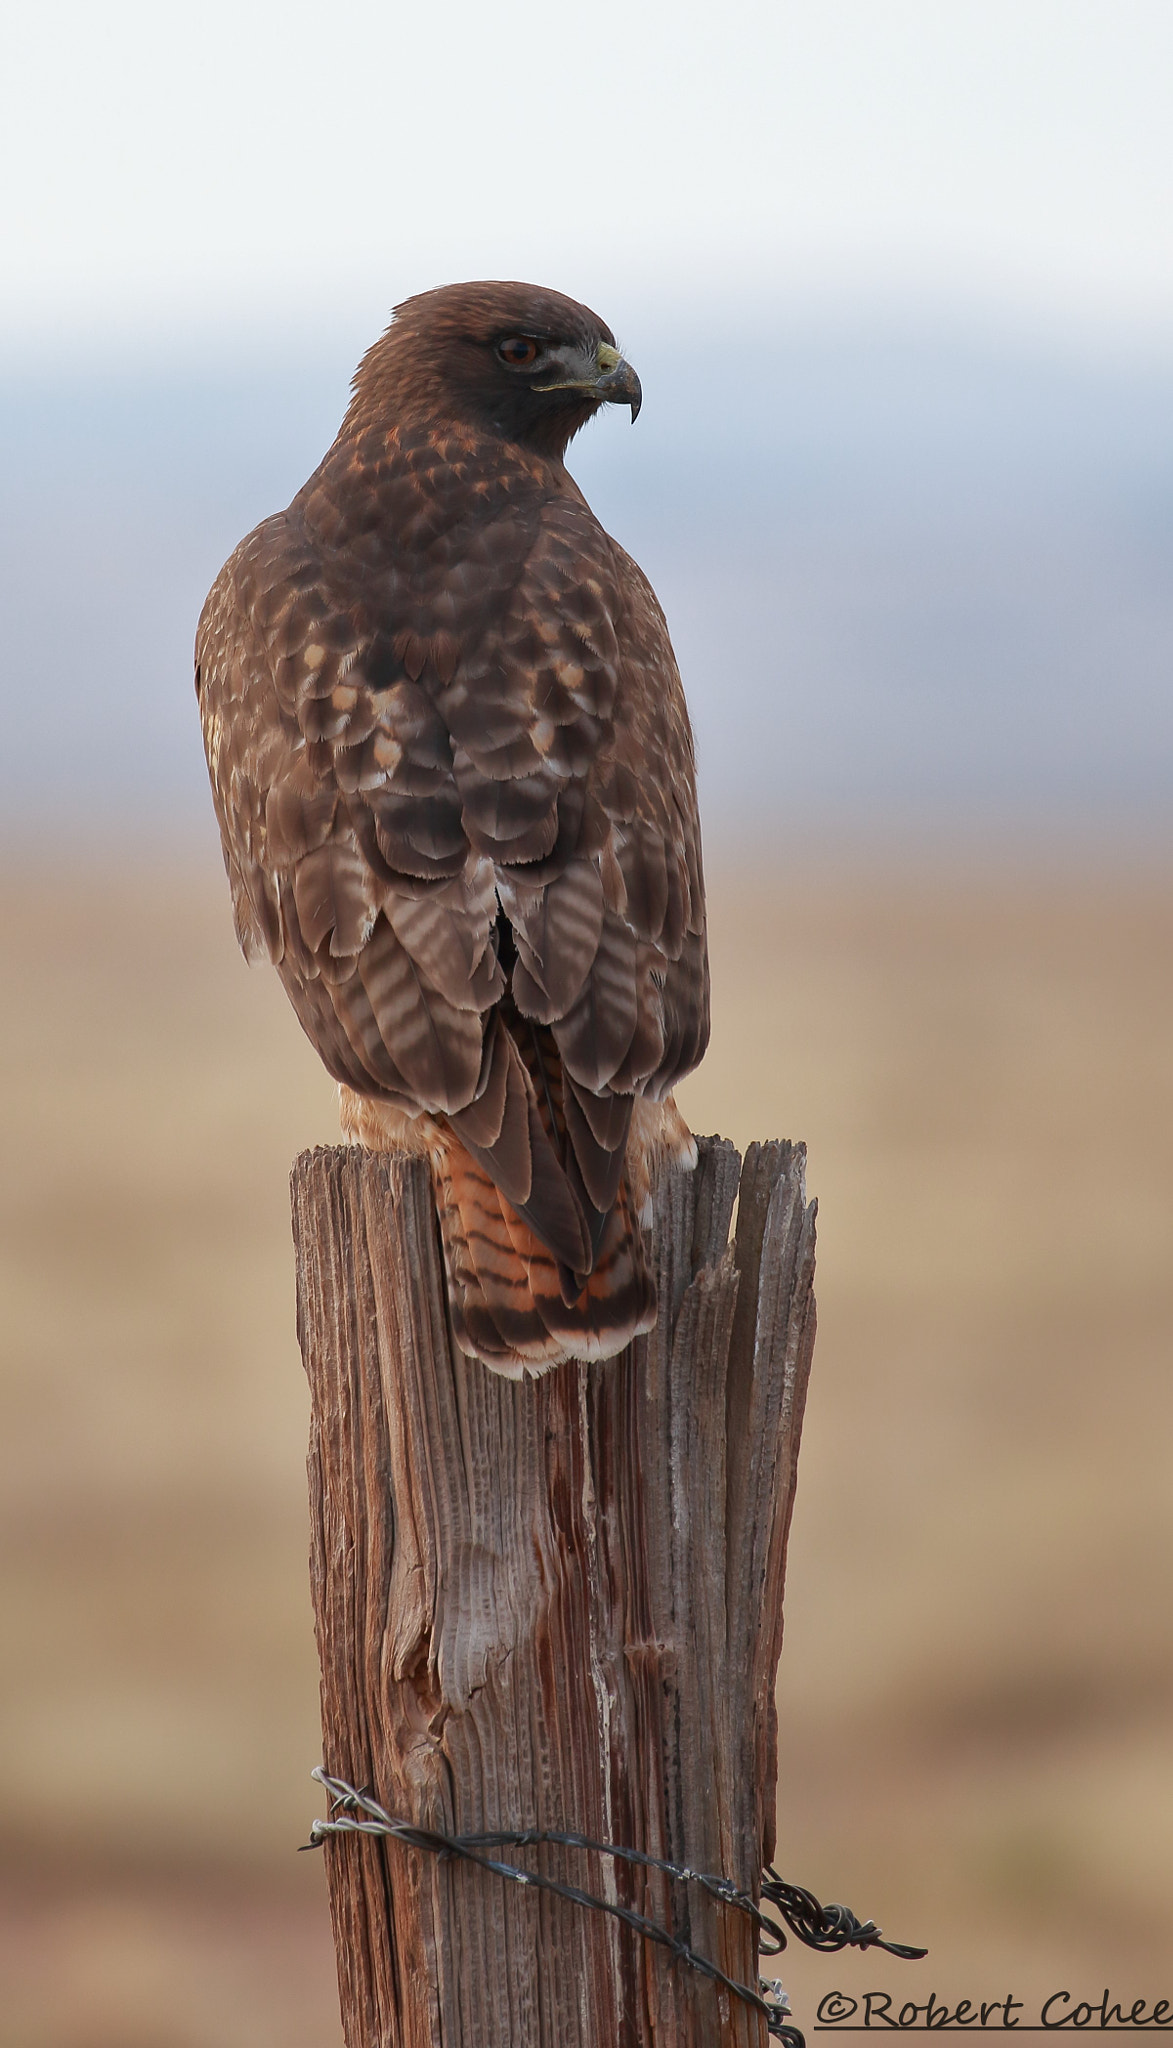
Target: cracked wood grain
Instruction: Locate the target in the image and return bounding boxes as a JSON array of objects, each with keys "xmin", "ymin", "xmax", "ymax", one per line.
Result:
[{"xmin": 291, "ymin": 1134, "xmax": 816, "ymax": 2047}]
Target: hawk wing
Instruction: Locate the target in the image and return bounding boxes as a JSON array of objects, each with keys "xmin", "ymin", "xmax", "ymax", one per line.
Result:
[{"xmin": 196, "ymin": 434, "xmax": 708, "ymax": 1278}]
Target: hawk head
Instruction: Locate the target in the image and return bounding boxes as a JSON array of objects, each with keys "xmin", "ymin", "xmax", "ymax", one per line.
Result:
[{"xmin": 345, "ymin": 280, "xmax": 642, "ymax": 457}]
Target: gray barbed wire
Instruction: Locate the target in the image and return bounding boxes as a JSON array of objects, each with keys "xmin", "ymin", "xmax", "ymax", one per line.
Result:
[{"xmin": 303, "ymin": 1768, "xmax": 926, "ymax": 2046}]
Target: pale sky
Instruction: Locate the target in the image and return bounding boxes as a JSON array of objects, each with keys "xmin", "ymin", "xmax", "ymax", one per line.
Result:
[{"xmin": 3, "ymin": 0, "xmax": 1173, "ymax": 363}]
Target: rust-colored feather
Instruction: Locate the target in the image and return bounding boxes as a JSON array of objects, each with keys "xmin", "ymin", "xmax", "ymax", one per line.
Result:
[{"xmin": 431, "ymin": 1131, "xmax": 656, "ymax": 1376}]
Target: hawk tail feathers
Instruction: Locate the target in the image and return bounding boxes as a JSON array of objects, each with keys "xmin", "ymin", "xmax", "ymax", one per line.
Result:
[
  {"xmin": 336, "ymin": 1082, "xmax": 698, "ymax": 1379},
  {"xmin": 432, "ymin": 1134, "xmax": 657, "ymax": 1378}
]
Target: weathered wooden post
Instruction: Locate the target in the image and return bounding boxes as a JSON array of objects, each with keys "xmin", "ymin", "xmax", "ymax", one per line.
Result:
[{"xmin": 291, "ymin": 1133, "xmax": 816, "ymax": 2047}]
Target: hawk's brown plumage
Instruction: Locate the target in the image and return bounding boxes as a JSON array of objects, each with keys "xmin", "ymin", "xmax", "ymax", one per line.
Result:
[{"xmin": 197, "ymin": 281, "xmax": 709, "ymax": 1374}]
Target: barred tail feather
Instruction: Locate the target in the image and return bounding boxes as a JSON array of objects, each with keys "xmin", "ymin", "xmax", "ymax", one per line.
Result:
[{"xmin": 431, "ymin": 1133, "xmax": 657, "ymax": 1378}]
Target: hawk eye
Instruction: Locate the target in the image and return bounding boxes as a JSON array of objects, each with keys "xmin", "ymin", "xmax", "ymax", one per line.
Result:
[{"xmin": 497, "ymin": 336, "xmax": 540, "ymax": 367}]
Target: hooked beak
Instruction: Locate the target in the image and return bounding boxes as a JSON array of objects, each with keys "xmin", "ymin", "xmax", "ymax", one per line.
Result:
[
  {"xmin": 593, "ymin": 341, "xmax": 642, "ymax": 422},
  {"xmin": 534, "ymin": 339, "xmax": 642, "ymax": 422}
]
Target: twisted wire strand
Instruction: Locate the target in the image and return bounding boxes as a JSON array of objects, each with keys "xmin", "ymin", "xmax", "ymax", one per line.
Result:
[
  {"xmin": 303, "ymin": 1769, "xmax": 926, "ymax": 2045},
  {"xmin": 760, "ymin": 1871, "xmax": 928, "ymax": 1962}
]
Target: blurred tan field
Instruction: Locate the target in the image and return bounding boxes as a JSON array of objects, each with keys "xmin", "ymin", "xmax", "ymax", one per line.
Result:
[{"xmin": 1, "ymin": 847, "xmax": 1171, "ymax": 2045}]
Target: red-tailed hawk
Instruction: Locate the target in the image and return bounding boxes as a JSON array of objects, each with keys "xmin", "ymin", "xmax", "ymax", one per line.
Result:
[{"xmin": 197, "ymin": 282, "xmax": 709, "ymax": 1376}]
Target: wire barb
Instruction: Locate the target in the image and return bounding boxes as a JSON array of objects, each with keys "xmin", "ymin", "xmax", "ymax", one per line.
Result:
[
  {"xmin": 760, "ymin": 1871, "xmax": 928, "ymax": 1963},
  {"xmin": 302, "ymin": 1768, "xmax": 926, "ymax": 2045}
]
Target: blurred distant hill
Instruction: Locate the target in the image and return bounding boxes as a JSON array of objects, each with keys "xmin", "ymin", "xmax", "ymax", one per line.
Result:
[{"xmin": 3, "ymin": 316, "xmax": 1171, "ymax": 848}]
